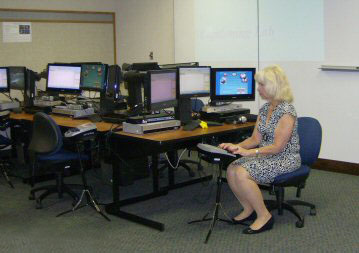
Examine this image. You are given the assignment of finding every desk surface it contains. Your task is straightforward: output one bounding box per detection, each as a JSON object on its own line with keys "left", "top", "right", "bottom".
{"left": 10, "top": 112, "right": 255, "bottom": 139}
{"left": 10, "top": 112, "right": 120, "bottom": 132}
{"left": 116, "top": 122, "right": 255, "bottom": 142}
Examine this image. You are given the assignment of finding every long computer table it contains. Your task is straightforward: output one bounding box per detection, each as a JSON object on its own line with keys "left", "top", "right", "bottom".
{"left": 106, "top": 122, "right": 255, "bottom": 231}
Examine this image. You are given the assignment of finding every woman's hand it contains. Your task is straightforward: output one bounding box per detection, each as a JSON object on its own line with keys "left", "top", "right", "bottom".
{"left": 218, "top": 143, "right": 239, "bottom": 153}
{"left": 232, "top": 146, "right": 251, "bottom": 157}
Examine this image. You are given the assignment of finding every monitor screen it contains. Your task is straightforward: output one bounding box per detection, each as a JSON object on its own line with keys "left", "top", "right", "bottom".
{"left": 8, "top": 66, "right": 26, "bottom": 90}
{"left": 144, "top": 70, "right": 178, "bottom": 111}
{"left": 211, "top": 68, "right": 256, "bottom": 102}
{"left": 178, "top": 66, "right": 211, "bottom": 97}
{"left": 0, "top": 67, "right": 10, "bottom": 92}
{"left": 80, "top": 63, "right": 107, "bottom": 91}
{"left": 46, "top": 64, "right": 82, "bottom": 94}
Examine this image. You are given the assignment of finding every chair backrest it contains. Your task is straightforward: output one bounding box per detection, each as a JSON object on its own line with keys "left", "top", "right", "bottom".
{"left": 191, "top": 99, "right": 205, "bottom": 113}
{"left": 297, "top": 117, "right": 322, "bottom": 166}
{"left": 28, "top": 112, "right": 63, "bottom": 155}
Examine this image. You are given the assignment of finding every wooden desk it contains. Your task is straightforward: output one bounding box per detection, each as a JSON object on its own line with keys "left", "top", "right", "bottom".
{"left": 10, "top": 112, "right": 121, "bottom": 132}
{"left": 105, "top": 122, "right": 255, "bottom": 231}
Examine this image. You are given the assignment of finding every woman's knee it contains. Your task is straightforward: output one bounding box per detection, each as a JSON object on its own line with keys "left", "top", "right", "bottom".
{"left": 227, "top": 166, "right": 248, "bottom": 180}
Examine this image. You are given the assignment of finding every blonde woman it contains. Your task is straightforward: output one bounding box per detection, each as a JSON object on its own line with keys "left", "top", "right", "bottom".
{"left": 219, "top": 65, "right": 301, "bottom": 234}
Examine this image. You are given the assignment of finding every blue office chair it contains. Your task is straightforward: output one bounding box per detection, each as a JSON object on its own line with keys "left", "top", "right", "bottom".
{"left": 28, "top": 112, "right": 88, "bottom": 209}
{"left": 0, "top": 111, "right": 14, "bottom": 188}
{"left": 191, "top": 98, "right": 204, "bottom": 114}
{"left": 264, "top": 117, "right": 322, "bottom": 228}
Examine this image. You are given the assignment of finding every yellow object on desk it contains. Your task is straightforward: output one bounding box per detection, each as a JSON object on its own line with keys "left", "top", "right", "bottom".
{"left": 200, "top": 121, "right": 208, "bottom": 129}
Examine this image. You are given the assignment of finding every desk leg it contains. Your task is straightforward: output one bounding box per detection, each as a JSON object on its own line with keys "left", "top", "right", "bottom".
{"left": 151, "top": 155, "right": 160, "bottom": 193}
{"left": 105, "top": 158, "right": 165, "bottom": 231}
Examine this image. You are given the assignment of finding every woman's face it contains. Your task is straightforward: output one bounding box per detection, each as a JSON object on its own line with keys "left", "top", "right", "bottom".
{"left": 257, "top": 82, "right": 270, "bottom": 100}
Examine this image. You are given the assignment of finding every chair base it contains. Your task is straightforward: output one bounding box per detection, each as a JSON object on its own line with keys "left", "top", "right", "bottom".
{"left": 264, "top": 199, "right": 316, "bottom": 228}
{"left": 159, "top": 160, "right": 197, "bottom": 178}
{"left": 29, "top": 184, "right": 81, "bottom": 209}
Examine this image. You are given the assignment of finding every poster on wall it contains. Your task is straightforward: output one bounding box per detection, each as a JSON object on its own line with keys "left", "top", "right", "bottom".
{"left": 2, "top": 22, "right": 32, "bottom": 43}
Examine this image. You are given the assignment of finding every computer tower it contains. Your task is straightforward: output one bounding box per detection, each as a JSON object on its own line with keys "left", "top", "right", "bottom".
{"left": 100, "top": 65, "right": 122, "bottom": 114}
{"left": 23, "top": 70, "right": 37, "bottom": 108}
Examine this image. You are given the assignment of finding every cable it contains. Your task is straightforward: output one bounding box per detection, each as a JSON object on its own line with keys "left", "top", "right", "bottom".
{"left": 164, "top": 148, "right": 188, "bottom": 169}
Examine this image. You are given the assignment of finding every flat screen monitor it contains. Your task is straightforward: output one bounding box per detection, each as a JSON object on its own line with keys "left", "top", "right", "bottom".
{"left": 80, "top": 63, "right": 107, "bottom": 91}
{"left": 178, "top": 66, "right": 211, "bottom": 98}
{"left": 211, "top": 68, "right": 256, "bottom": 103}
{"left": 144, "top": 69, "right": 178, "bottom": 112}
{"left": 46, "top": 63, "right": 82, "bottom": 94}
{"left": 0, "top": 67, "right": 10, "bottom": 92}
{"left": 8, "top": 66, "right": 26, "bottom": 90}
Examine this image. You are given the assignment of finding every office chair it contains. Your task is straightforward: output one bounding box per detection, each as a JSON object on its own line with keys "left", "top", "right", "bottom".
{"left": 28, "top": 112, "right": 88, "bottom": 209}
{"left": 0, "top": 111, "right": 14, "bottom": 188}
{"left": 263, "top": 117, "right": 322, "bottom": 228}
{"left": 188, "top": 143, "right": 235, "bottom": 244}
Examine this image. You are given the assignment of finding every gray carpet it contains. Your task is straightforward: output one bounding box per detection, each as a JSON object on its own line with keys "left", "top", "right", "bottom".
{"left": 0, "top": 162, "right": 358, "bottom": 253}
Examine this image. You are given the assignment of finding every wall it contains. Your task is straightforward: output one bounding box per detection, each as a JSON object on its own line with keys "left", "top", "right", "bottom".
{"left": 117, "top": 0, "right": 174, "bottom": 66}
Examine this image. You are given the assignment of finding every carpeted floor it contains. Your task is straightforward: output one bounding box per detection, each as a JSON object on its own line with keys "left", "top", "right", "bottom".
{"left": 0, "top": 161, "right": 358, "bottom": 252}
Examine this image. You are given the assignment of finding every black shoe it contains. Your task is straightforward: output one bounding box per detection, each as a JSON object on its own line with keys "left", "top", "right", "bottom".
{"left": 231, "top": 211, "right": 257, "bottom": 225}
{"left": 242, "top": 216, "right": 274, "bottom": 234}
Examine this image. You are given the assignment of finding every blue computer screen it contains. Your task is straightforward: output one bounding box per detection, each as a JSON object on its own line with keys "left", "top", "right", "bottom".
{"left": 215, "top": 70, "right": 253, "bottom": 96}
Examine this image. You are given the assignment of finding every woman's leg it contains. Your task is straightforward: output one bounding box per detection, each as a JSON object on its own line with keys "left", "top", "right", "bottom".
{"left": 226, "top": 164, "right": 254, "bottom": 220}
{"left": 229, "top": 165, "right": 272, "bottom": 229}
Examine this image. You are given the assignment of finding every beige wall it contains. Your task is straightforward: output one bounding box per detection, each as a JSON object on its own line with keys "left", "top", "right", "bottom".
{"left": 0, "top": 0, "right": 175, "bottom": 66}
{"left": 117, "top": 0, "right": 174, "bottom": 65}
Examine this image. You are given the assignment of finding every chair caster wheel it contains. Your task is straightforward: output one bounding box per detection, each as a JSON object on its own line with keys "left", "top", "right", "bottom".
{"left": 29, "top": 194, "right": 35, "bottom": 200}
{"left": 35, "top": 199, "right": 43, "bottom": 209}
{"left": 310, "top": 208, "right": 316, "bottom": 216}
{"left": 295, "top": 219, "right": 304, "bottom": 228}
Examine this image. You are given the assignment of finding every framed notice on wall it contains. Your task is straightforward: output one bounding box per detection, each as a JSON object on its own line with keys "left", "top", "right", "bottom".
{"left": 2, "top": 22, "right": 32, "bottom": 43}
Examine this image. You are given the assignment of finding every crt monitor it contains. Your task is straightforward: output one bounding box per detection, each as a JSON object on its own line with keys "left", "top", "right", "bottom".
{"left": 46, "top": 63, "right": 82, "bottom": 94}
{"left": 144, "top": 69, "right": 177, "bottom": 112}
{"left": 210, "top": 68, "right": 256, "bottom": 103}
{"left": 0, "top": 67, "right": 10, "bottom": 92}
{"left": 8, "top": 66, "right": 26, "bottom": 90}
{"left": 80, "top": 63, "right": 108, "bottom": 91}
{"left": 178, "top": 66, "right": 211, "bottom": 97}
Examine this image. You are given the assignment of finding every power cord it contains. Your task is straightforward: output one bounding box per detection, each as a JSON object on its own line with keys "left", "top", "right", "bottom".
{"left": 164, "top": 149, "right": 188, "bottom": 169}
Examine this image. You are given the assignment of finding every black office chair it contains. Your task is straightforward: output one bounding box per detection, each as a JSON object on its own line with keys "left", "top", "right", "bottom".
{"left": 0, "top": 111, "right": 14, "bottom": 188}
{"left": 28, "top": 112, "right": 88, "bottom": 209}
{"left": 263, "top": 117, "right": 322, "bottom": 227}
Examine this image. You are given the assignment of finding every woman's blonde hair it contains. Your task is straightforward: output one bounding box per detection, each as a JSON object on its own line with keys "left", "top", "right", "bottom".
{"left": 254, "top": 65, "right": 294, "bottom": 103}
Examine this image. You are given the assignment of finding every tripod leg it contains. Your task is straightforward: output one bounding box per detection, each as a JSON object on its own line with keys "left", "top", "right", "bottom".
{"left": 56, "top": 190, "right": 87, "bottom": 217}
{"left": 188, "top": 212, "right": 212, "bottom": 224}
{"left": 1, "top": 166, "right": 14, "bottom": 188}
{"left": 86, "top": 190, "right": 111, "bottom": 221}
